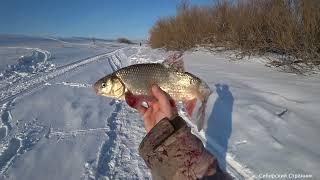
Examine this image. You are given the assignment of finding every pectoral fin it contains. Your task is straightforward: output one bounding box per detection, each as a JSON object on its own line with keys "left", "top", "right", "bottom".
{"left": 183, "top": 98, "right": 197, "bottom": 118}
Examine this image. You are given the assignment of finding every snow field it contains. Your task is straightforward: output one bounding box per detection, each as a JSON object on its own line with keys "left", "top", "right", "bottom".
{"left": 0, "top": 36, "right": 319, "bottom": 180}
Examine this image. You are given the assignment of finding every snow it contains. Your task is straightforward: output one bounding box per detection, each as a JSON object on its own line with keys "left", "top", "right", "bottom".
{"left": 0, "top": 35, "right": 319, "bottom": 179}
{"left": 183, "top": 51, "right": 320, "bottom": 179}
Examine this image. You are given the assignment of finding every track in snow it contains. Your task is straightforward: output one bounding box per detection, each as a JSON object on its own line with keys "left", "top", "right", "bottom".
{"left": 82, "top": 50, "right": 150, "bottom": 179}
{"left": 0, "top": 47, "right": 52, "bottom": 90}
{"left": 0, "top": 48, "right": 123, "bottom": 105}
{"left": 0, "top": 47, "right": 124, "bottom": 175}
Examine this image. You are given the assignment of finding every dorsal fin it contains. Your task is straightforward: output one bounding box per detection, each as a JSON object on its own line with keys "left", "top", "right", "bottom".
{"left": 162, "top": 52, "right": 184, "bottom": 72}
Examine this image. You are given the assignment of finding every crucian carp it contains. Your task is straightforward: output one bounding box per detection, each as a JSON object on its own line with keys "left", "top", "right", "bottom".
{"left": 94, "top": 53, "right": 212, "bottom": 131}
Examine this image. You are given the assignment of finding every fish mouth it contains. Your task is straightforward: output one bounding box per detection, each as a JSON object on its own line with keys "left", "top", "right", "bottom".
{"left": 93, "top": 83, "right": 101, "bottom": 95}
{"left": 95, "top": 89, "right": 102, "bottom": 95}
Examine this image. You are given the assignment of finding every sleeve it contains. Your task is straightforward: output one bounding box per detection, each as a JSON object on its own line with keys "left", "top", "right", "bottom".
{"left": 139, "top": 116, "right": 231, "bottom": 180}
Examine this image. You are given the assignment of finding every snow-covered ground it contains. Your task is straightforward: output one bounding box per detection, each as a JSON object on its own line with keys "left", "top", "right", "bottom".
{"left": 183, "top": 50, "right": 320, "bottom": 179}
{"left": 0, "top": 36, "right": 319, "bottom": 179}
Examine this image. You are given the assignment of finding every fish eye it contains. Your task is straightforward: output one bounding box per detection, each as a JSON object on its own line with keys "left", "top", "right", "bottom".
{"left": 101, "top": 83, "right": 106, "bottom": 88}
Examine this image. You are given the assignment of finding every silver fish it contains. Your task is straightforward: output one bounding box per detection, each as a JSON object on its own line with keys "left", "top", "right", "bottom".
{"left": 94, "top": 54, "right": 211, "bottom": 130}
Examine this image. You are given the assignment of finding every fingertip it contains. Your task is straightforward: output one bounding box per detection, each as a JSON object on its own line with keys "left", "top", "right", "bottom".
{"left": 152, "top": 84, "right": 160, "bottom": 93}
{"left": 152, "top": 85, "right": 165, "bottom": 98}
{"left": 152, "top": 85, "right": 171, "bottom": 107}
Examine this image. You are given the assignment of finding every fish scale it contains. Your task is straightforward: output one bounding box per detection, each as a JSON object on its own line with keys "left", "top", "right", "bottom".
{"left": 115, "top": 63, "right": 198, "bottom": 100}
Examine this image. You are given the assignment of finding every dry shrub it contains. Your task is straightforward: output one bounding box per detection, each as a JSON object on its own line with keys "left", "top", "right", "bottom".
{"left": 149, "top": 0, "right": 320, "bottom": 66}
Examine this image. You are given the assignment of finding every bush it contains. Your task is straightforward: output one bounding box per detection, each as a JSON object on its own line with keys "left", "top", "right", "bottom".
{"left": 149, "top": 0, "right": 320, "bottom": 65}
{"left": 117, "top": 38, "right": 133, "bottom": 44}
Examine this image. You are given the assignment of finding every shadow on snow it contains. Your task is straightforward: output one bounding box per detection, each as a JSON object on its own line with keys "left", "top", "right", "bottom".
{"left": 205, "top": 84, "right": 234, "bottom": 171}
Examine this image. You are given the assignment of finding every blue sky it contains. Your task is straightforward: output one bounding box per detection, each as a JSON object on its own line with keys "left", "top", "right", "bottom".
{"left": 0, "top": 0, "right": 213, "bottom": 39}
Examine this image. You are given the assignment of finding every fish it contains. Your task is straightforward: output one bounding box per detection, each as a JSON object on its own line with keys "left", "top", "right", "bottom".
{"left": 93, "top": 52, "right": 212, "bottom": 131}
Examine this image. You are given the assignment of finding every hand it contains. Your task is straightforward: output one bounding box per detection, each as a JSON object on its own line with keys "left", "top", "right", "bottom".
{"left": 125, "top": 85, "right": 178, "bottom": 133}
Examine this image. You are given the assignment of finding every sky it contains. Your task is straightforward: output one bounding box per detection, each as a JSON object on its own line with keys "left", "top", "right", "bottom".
{"left": 0, "top": 0, "right": 213, "bottom": 40}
